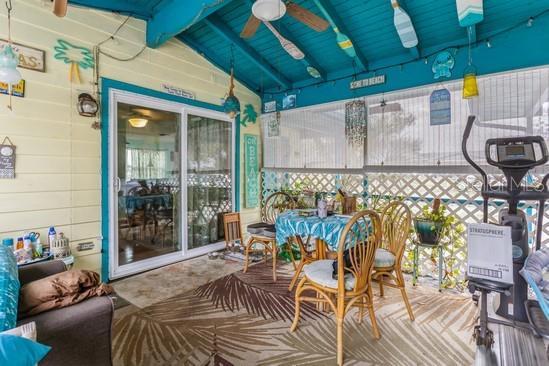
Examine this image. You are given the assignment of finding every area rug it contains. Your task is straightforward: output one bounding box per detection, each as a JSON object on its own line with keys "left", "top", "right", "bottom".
{"left": 112, "top": 263, "right": 476, "bottom": 366}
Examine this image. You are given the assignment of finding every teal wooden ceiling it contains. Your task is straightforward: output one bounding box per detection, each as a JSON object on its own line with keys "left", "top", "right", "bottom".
{"left": 70, "top": 0, "right": 549, "bottom": 95}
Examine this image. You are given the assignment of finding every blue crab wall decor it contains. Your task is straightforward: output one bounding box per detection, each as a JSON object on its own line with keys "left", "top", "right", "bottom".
{"left": 432, "top": 50, "right": 455, "bottom": 79}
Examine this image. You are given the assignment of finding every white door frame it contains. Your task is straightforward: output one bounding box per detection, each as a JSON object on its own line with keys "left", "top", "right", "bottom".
{"left": 108, "top": 88, "right": 235, "bottom": 280}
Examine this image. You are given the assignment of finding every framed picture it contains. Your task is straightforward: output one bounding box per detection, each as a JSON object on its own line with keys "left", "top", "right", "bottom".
{"left": 0, "top": 40, "right": 45, "bottom": 72}
{"left": 0, "top": 79, "right": 25, "bottom": 97}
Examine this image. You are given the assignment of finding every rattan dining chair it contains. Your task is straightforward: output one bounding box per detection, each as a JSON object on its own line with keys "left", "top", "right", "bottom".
{"left": 288, "top": 235, "right": 317, "bottom": 291}
{"left": 243, "top": 192, "right": 295, "bottom": 281}
{"left": 291, "top": 210, "right": 382, "bottom": 366}
{"left": 372, "top": 201, "right": 415, "bottom": 321}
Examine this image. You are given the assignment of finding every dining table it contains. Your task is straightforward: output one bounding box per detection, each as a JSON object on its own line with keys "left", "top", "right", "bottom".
{"left": 275, "top": 210, "right": 355, "bottom": 259}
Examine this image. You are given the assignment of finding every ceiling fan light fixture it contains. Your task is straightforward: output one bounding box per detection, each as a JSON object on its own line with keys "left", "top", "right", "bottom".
{"left": 128, "top": 118, "right": 148, "bottom": 128}
{"left": 252, "top": 0, "right": 286, "bottom": 21}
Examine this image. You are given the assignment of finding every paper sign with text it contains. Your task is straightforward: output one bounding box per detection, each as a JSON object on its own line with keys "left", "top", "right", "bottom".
{"left": 467, "top": 223, "right": 513, "bottom": 284}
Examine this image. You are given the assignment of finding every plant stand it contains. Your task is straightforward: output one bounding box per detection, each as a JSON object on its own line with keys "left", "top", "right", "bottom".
{"left": 412, "top": 242, "right": 444, "bottom": 292}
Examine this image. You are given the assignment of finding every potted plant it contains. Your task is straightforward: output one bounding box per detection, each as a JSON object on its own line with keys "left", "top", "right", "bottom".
{"left": 413, "top": 198, "right": 444, "bottom": 245}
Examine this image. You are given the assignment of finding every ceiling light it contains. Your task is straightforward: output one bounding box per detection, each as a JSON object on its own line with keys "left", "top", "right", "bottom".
{"left": 128, "top": 118, "right": 148, "bottom": 128}
{"left": 252, "top": 0, "right": 286, "bottom": 21}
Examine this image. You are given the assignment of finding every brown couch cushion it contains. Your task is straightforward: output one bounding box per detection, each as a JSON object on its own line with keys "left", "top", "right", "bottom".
{"left": 19, "top": 269, "right": 113, "bottom": 317}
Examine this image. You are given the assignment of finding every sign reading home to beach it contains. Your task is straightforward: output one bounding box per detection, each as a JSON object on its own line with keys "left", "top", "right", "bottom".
{"left": 430, "top": 89, "right": 451, "bottom": 125}
{"left": 0, "top": 40, "right": 45, "bottom": 72}
{"left": 244, "top": 134, "right": 259, "bottom": 208}
{"left": 350, "top": 75, "right": 386, "bottom": 90}
{"left": 161, "top": 84, "right": 195, "bottom": 100}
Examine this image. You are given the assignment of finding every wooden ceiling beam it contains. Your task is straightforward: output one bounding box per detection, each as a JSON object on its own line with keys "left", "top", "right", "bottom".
{"left": 203, "top": 14, "right": 292, "bottom": 89}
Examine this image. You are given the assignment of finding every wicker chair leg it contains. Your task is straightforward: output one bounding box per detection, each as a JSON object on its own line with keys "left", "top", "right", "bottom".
{"left": 290, "top": 277, "right": 307, "bottom": 332}
{"left": 243, "top": 237, "right": 254, "bottom": 273}
{"left": 272, "top": 243, "right": 277, "bottom": 281}
{"left": 288, "top": 261, "right": 305, "bottom": 291}
{"left": 367, "top": 288, "right": 381, "bottom": 339}
{"left": 379, "top": 276, "right": 385, "bottom": 297}
{"left": 336, "top": 316, "right": 344, "bottom": 366}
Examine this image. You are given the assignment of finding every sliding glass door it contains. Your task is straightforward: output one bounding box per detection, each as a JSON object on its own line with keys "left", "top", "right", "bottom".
{"left": 108, "top": 90, "right": 234, "bottom": 279}
{"left": 187, "top": 114, "right": 233, "bottom": 250}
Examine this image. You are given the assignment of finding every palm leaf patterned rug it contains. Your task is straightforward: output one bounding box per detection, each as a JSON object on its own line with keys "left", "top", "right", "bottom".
{"left": 113, "top": 263, "right": 476, "bottom": 365}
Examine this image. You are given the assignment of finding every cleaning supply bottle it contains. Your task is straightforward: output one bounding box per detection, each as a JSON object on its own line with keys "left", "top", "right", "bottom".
{"left": 48, "top": 227, "right": 57, "bottom": 247}
{"left": 16, "top": 237, "right": 24, "bottom": 250}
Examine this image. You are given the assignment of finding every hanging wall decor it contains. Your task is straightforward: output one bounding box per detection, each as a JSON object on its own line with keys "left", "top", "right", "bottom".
{"left": 462, "top": 29, "right": 479, "bottom": 99}
{"left": 53, "top": 39, "right": 94, "bottom": 83}
{"left": 430, "top": 89, "right": 451, "bottom": 125}
{"left": 264, "top": 112, "right": 280, "bottom": 137}
{"left": 0, "top": 137, "right": 16, "bottom": 179}
{"left": 432, "top": 50, "right": 455, "bottom": 79}
{"left": 223, "top": 67, "right": 240, "bottom": 118}
{"left": 0, "top": 79, "right": 24, "bottom": 97}
{"left": 0, "top": 40, "right": 45, "bottom": 72}
{"left": 350, "top": 74, "right": 386, "bottom": 90}
{"left": 244, "top": 134, "right": 260, "bottom": 208}
{"left": 345, "top": 100, "right": 367, "bottom": 147}
{"left": 77, "top": 93, "right": 98, "bottom": 117}
{"left": 240, "top": 104, "right": 258, "bottom": 127}
{"left": 264, "top": 100, "right": 276, "bottom": 113}
{"left": 282, "top": 94, "right": 296, "bottom": 109}
{"left": 456, "top": 0, "right": 484, "bottom": 27}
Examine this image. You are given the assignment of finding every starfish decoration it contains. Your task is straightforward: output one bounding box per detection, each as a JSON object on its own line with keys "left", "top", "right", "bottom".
{"left": 240, "top": 104, "right": 257, "bottom": 127}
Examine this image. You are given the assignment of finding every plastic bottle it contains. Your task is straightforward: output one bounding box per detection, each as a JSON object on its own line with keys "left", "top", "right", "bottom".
{"left": 48, "top": 227, "right": 57, "bottom": 247}
{"left": 23, "top": 235, "right": 32, "bottom": 250}
{"left": 16, "top": 237, "right": 24, "bottom": 250}
{"left": 2, "top": 238, "right": 14, "bottom": 251}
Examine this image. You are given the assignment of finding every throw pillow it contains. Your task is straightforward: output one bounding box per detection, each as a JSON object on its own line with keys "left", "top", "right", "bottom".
{"left": 0, "top": 334, "right": 50, "bottom": 366}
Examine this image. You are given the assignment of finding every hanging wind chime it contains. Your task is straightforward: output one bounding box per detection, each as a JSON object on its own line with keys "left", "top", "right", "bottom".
{"left": 223, "top": 48, "right": 241, "bottom": 118}
{"left": 0, "top": 0, "right": 22, "bottom": 111}
{"left": 345, "top": 100, "right": 367, "bottom": 147}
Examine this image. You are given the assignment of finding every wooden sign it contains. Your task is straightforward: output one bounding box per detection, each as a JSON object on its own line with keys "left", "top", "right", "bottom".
{"left": 0, "top": 79, "right": 25, "bottom": 97}
{"left": 244, "top": 134, "right": 260, "bottom": 208}
{"left": 350, "top": 75, "right": 386, "bottom": 90}
{"left": 430, "top": 89, "right": 451, "bottom": 125}
{"left": 0, "top": 137, "right": 16, "bottom": 179}
{"left": 0, "top": 40, "right": 45, "bottom": 72}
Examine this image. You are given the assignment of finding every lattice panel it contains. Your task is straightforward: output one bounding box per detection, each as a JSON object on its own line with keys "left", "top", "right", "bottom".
{"left": 262, "top": 170, "right": 365, "bottom": 206}
{"left": 262, "top": 169, "right": 549, "bottom": 287}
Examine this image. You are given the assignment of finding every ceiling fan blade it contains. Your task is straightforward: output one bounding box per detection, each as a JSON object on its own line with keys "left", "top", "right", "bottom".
{"left": 53, "top": 0, "right": 68, "bottom": 17}
{"left": 240, "top": 14, "right": 261, "bottom": 38}
{"left": 286, "top": 2, "right": 329, "bottom": 32}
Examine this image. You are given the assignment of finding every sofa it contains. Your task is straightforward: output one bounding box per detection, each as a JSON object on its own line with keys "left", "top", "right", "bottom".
{"left": 16, "top": 260, "right": 114, "bottom": 366}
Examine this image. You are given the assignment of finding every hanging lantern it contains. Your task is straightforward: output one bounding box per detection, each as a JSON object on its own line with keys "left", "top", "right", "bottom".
{"left": 128, "top": 117, "right": 148, "bottom": 128}
{"left": 0, "top": 45, "right": 21, "bottom": 85}
{"left": 77, "top": 93, "right": 99, "bottom": 117}
{"left": 462, "top": 65, "right": 479, "bottom": 99}
{"left": 223, "top": 68, "right": 240, "bottom": 119}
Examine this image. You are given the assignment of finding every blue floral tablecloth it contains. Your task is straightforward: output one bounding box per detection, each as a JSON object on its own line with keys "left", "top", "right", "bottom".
{"left": 275, "top": 211, "right": 354, "bottom": 251}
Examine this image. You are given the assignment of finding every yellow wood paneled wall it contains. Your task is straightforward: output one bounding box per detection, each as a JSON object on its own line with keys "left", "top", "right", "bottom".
{"left": 0, "top": 0, "right": 262, "bottom": 273}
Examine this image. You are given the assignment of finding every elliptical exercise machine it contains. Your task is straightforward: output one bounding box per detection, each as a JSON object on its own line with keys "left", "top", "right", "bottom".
{"left": 462, "top": 115, "right": 549, "bottom": 348}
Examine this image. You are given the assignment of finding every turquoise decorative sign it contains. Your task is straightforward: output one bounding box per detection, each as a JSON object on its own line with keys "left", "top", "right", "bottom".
{"left": 54, "top": 39, "right": 94, "bottom": 83}
{"left": 430, "top": 89, "right": 451, "bottom": 125}
{"left": 240, "top": 104, "right": 257, "bottom": 127}
{"left": 244, "top": 134, "right": 260, "bottom": 208}
{"left": 432, "top": 50, "right": 455, "bottom": 79}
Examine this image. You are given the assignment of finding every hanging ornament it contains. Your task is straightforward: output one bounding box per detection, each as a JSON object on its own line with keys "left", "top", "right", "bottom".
{"left": 345, "top": 100, "right": 367, "bottom": 147}
{"left": 462, "top": 27, "right": 479, "bottom": 99}
{"left": 223, "top": 67, "right": 240, "bottom": 119}
{"left": 53, "top": 39, "right": 94, "bottom": 83}
{"left": 432, "top": 50, "right": 455, "bottom": 79}
{"left": 456, "top": 0, "right": 484, "bottom": 28}
{"left": 0, "top": 0, "right": 22, "bottom": 110}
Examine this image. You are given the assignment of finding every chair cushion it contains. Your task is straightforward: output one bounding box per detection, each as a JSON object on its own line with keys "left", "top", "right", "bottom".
{"left": 375, "top": 248, "right": 396, "bottom": 268}
{"left": 0, "top": 246, "right": 19, "bottom": 331}
{"left": 247, "top": 222, "right": 271, "bottom": 234}
{"left": 303, "top": 260, "right": 355, "bottom": 291}
{"left": 262, "top": 226, "right": 276, "bottom": 238}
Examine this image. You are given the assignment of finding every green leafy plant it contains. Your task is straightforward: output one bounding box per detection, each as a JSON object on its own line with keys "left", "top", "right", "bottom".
{"left": 410, "top": 203, "right": 466, "bottom": 290}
